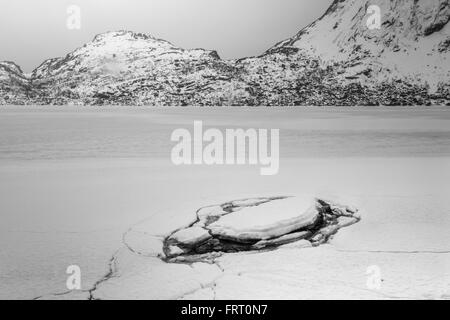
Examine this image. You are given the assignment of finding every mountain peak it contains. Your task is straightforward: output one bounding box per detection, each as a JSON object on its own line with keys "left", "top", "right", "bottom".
{"left": 91, "top": 30, "right": 171, "bottom": 45}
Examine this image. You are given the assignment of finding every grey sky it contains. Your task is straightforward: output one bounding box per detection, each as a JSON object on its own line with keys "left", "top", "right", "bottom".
{"left": 0, "top": 0, "right": 332, "bottom": 72}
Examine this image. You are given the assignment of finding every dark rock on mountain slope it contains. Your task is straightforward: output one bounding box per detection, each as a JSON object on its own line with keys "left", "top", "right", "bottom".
{"left": 1, "top": 0, "right": 449, "bottom": 106}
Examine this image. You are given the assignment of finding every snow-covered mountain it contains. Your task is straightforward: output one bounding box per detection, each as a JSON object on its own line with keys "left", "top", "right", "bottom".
{"left": 261, "top": 0, "right": 450, "bottom": 105}
{"left": 30, "top": 31, "right": 248, "bottom": 106}
{"left": 1, "top": 0, "right": 449, "bottom": 106}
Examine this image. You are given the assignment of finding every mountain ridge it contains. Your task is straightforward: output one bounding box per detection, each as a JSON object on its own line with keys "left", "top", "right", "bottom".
{"left": 1, "top": 0, "right": 449, "bottom": 106}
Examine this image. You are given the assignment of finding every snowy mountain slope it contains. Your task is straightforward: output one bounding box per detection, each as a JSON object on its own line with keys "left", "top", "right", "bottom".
{"left": 268, "top": 0, "right": 450, "bottom": 93}
{"left": 1, "top": 0, "right": 449, "bottom": 106}
{"left": 241, "top": 0, "right": 450, "bottom": 105}
{"left": 0, "top": 62, "right": 36, "bottom": 105}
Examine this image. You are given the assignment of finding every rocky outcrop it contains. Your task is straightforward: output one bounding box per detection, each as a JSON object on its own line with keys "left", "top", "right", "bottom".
{"left": 1, "top": 0, "right": 449, "bottom": 106}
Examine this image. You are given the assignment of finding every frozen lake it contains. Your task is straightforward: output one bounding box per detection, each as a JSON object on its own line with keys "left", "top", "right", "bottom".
{"left": 0, "top": 106, "right": 449, "bottom": 299}
{"left": 1, "top": 106, "right": 450, "bottom": 160}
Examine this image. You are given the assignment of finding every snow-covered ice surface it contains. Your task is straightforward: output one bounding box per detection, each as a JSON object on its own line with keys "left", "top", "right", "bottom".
{"left": 0, "top": 106, "right": 449, "bottom": 299}
{"left": 89, "top": 192, "right": 449, "bottom": 300}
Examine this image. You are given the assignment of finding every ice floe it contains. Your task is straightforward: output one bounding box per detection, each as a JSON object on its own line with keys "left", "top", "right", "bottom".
{"left": 163, "top": 196, "right": 360, "bottom": 260}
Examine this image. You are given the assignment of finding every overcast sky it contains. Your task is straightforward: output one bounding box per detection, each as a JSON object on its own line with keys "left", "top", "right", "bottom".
{"left": 0, "top": 0, "right": 332, "bottom": 72}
